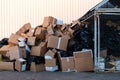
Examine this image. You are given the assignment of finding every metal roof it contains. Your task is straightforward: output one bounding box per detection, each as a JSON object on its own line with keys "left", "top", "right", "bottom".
{"left": 79, "top": 0, "right": 120, "bottom": 21}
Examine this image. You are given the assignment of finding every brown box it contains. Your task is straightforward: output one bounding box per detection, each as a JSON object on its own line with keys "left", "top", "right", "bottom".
{"left": 42, "top": 16, "right": 57, "bottom": 28}
{"left": 22, "top": 23, "right": 31, "bottom": 32}
{"left": 0, "top": 45, "right": 11, "bottom": 55}
{"left": 47, "top": 36, "right": 69, "bottom": 51}
{"left": 27, "top": 28, "right": 35, "bottom": 37}
{"left": 45, "top": 59, "right": 56, "bottom": 67}
{"left": 58, "top": 54, "right": 75, "bottom": 72}
{"left": 0, "top": 62, "right": 14, "bottom": 71}
{"left": 27, "top": 37, "right": 36, "bottom": 46}
{"left": 61, "top": 24, "right": 66, "bottom": 31}
{"left": 34, "top": 27, "right": 42, "bottom": 36}
{"left": 31, "top": 42, "right": 48, "bottom": 56}
{"left": 15, "top": 58, "right": 26, "bottom": 72}
{"left": 7, "top": 46, "right": 26, "bottom": 60}
{"left": 47, "top": 25, "right": 54, "bottom": 35}
{"left": 16, "top": 28, "right": 26, "bottom": 35}
{"left": 30, "top": 62, "right": 45, "bottom": 72}
{"left": 8, "top": 46, "right": 20, "bottom": 60}
{"left": 45, "top": 50, "right": 55, "bottom": 59}
{"left": 73, "top": 50, "right": 94, "bottom": 72}
{"left": 34, "top": 27, "right": 46, "bottom": 40}
{"left": 8, "top": 33, "right": 19, "bottom": 44}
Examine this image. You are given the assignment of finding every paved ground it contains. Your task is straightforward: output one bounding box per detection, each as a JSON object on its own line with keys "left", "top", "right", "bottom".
{"left": 0, "top": 71, "right": 119, "bottom": 80}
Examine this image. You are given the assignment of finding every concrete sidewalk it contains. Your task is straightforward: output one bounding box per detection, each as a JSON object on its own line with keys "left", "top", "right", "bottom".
{"left": 0, "top": 71, "right": 119, "bottom": 80}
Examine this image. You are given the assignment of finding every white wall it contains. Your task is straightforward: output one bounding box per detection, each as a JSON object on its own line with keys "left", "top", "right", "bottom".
{"left": 0, "top": 0, "right": 102, "bottom": 39}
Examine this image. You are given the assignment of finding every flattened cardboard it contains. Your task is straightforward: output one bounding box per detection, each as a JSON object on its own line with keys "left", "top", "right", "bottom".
{"left": 30, "top": 62, "right": 45, "bottom": 72}
{"left": 27, "top": 37, "right": 36, "bottom": 46}
{"left": 45, "top": 59, "right": 56, "bottom": 67}
{"left": 0, "top": 62, "right": 14, "bottom": 71}
{"left": 15, "top": 58, "right": 26, "bottom": 72}
{"left": 8, "top": 33, "right": 19, "bottom": 44}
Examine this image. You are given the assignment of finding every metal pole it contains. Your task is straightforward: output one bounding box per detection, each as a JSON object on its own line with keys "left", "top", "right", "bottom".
{"left": 97, "top": 15, "right": 100, "bottom": 71}
{"left": 94, "top": 13, "right": 98, "bottom": 72}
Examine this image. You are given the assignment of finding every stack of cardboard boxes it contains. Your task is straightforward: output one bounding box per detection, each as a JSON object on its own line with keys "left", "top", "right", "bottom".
{"left": 0, "top": 16, "right": 95, "bottom": 72}
{"left": 45, "top": 49, "right": 58, "bottom": 71}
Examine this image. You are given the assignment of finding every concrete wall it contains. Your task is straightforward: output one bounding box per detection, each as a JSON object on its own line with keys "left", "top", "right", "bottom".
{"left": 0, "top": 0, "right": 102, "bottom": 39}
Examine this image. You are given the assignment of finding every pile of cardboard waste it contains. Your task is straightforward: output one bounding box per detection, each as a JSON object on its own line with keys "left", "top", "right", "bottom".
{"left": 0, "top": 16, "right": 94, "bottom": 72}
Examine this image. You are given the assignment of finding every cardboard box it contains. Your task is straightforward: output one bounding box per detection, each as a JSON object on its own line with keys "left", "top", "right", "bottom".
{"left": 47, "top": 36, "right": 69, "bottom": 51}
{"left": 16, "top": 28, "right": 26, "bottom": 35}
{"left": 27, "top": 28, "right": 35, "bottom": 37}
{"left": 27, "top": 37, "right": 36, "bottom": 46}
{"left": 42, "top": 16, "right": 57, "bottom": 28}
{"left": 45, "top": 66, "right": 58, "bottom": 72}
{"left": 30, "top": 62, "right": 45, "bottom": 72}
{"left": 55, "top": 30, "right": 64, "bottom": 37}
{"left": 34, "top": 27, "right": 46, "bottom": 40}
{"left": 47, "top": 25, "right": 54, "bottom": 35}
{"left": 34, "top": 27, "right": 42, "bottom": 36}
{"left": 22, "top": 23, "right": 31, "bottom": 32}
{"left": 8, "top": 33, "right": 19, "bottom": 44}
{"left": 0, "top": 45, "right": 11, "bottom": 55}
{"left": 61, "top": 24, "right": 66, "bottom": 31}
{"left": 7, "top": 46, "right": 20, "bottom": 60}
{"left": 45, "top": 59, "right": 56, "bottom": 67}
{"left": 31, "top": 42, "right": 48, "bottom": 56}
{"left": 45, "top": 50, "right": 55, "bottom": 59}
{"left": 7, "top": 46, "right": 26, "bottom": 60}
{"left": 15, "top": 58, "right": 26, "bottom": 72}
{"left": 58, "top": 54, "right": 75, "bottom": 72}
{"left": 0, "top": 62, "right": 14, "bottom": 71}
{"left": 73, "top": 50, "right": 94, "bottom": 72}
